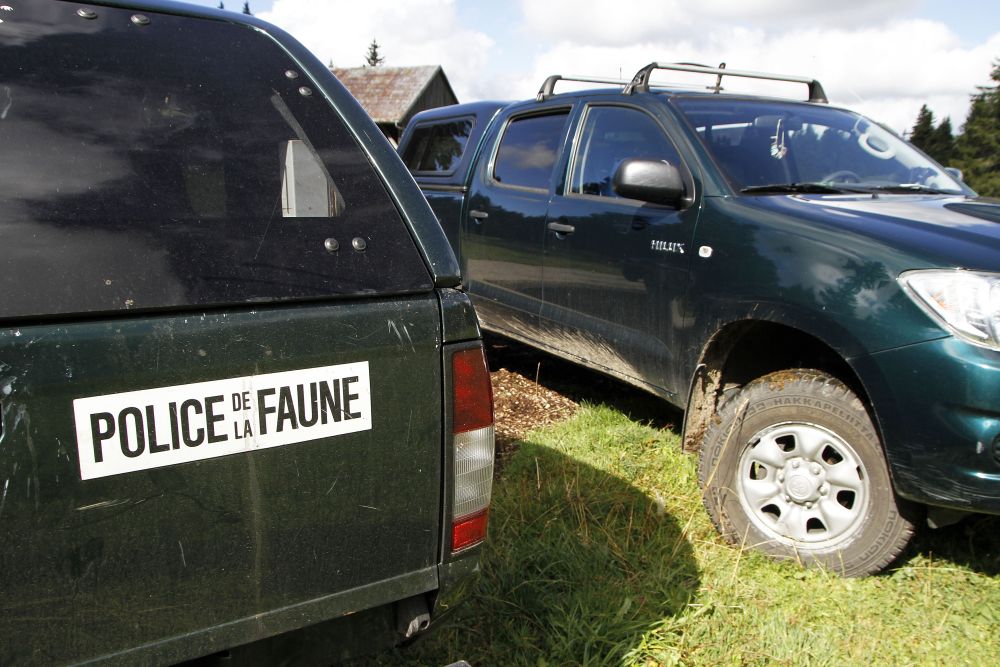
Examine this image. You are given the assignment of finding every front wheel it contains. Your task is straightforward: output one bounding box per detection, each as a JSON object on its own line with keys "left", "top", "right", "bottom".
{"left": 698, "top": 369, "right": 916, "bottom": 576}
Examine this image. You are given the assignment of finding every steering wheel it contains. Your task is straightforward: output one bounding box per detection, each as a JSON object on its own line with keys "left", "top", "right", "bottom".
{"left": 822, "top": 170, "right": 862, "bottom": 184}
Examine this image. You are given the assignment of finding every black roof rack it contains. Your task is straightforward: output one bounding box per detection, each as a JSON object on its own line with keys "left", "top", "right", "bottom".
{"left": 623, "top": 62, "right": 828, "bottom": 103}
{"left": 536, "top": 75, "right": 631, "bottom": 102}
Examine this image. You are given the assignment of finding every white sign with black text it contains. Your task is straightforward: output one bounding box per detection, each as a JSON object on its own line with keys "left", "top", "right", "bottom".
{"left": 73, "top": 362, "right": 371, "bottom": 480}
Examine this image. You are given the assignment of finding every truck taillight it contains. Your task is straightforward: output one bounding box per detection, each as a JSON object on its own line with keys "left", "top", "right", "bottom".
{"left": 450, "top": 346, "right": 495, "bottom": 554}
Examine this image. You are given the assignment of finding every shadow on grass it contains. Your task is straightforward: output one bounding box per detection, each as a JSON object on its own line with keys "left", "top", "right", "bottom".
{"left": 398, "top": 437, "right": 700, "bottom": 666}
{"left": 903, "top": 513, "right": 1000, "bottom": 576}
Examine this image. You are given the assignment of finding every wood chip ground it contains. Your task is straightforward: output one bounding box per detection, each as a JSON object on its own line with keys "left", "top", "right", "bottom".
{"left": 491, "top": 366, "right": 578, "bottom": 452}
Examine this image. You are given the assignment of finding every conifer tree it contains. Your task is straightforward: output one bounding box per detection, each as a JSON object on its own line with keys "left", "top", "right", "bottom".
{"left": 365, "top": 39, "right": 385, "bottom": 67}
{"left": 955, "top": 61, "right": 1000, "bottom": 196}
{"left": 242, "top": 1, "right": 251, "bottom": 15}
{"left": 929, "top": 117, "right": 955, "bottom": 166}
{"left": 909, "top": 105, "right": 957, "bottom": 166}
{"left": 909, "top": 104, "right": 935, "bottom": 149}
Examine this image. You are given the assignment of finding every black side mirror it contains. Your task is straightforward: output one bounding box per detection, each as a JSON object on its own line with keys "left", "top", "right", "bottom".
{"left": 612, "top": 158, "right": 685, "bottom": 207}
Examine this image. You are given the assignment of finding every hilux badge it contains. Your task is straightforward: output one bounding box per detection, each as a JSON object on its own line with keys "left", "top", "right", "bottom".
{"left": 651, "top": 240, "right": 685, "bottom": 254}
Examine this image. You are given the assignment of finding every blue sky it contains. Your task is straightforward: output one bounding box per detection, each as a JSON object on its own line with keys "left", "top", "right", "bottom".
{"left": 916, "top": 0, "right": 999, "bottom": 45}
{"left": 187, "top": 0, "right": 1000, "bottom": 133}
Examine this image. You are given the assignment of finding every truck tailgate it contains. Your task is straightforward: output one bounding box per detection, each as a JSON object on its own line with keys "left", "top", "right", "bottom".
{"left": 0, "top": 294, "right": 443, "bottom": 664}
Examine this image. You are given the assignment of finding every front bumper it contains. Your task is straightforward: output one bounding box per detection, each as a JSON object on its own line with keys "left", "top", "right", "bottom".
{"left": 857, "top": 337, "right": 1000, "bottom": 514}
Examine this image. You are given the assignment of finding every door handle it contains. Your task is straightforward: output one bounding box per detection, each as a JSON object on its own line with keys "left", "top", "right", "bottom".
{"left": 547, "top": 221, "right": 576, "bottom": 235}
{"left": 469, "top": 210, "right": 489, "bottom": 222}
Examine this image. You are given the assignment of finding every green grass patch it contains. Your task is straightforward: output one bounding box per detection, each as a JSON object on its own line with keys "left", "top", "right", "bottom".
{"left": 387, "top": 404, "right": 1000, "bottom": 666}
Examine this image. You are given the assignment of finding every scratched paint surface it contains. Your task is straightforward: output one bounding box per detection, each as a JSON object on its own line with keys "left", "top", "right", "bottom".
{"left": 0, "top": 295, "right": 443, "bottom": 664}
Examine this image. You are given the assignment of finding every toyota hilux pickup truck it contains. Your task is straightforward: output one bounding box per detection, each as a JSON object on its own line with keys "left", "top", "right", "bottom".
{"left": 0, "top": 1, "right": 494, "bottom": 664}
{"left": 398, "top": 62, "right": 999, "bottom": 576}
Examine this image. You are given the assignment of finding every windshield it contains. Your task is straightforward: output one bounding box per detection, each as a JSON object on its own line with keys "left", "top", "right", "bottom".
{"left": 672, "top": 97, "right": 968, "bottom": 195}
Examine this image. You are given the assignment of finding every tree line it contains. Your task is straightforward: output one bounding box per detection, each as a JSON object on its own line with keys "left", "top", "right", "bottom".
{"left": 908, "top": 61, "right": 1000, "bottom": 197}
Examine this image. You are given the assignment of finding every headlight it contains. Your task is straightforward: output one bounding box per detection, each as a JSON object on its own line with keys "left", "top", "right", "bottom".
{"left": 899, "top": 270, "right": 1000, "bottom": 351}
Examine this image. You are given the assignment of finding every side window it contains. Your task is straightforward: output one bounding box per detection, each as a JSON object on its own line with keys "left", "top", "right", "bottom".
{"left": 401, "top": 118, "right": 474, "bottom": 174}
{"left": 0, "top": 4, "right": 430, "bottom": 319}
{"left": 281, "top": 140, "right": 346, "bottom": 217}
{"left": 492, "top": 112, "right": 570, "bottom": 191}
{"left": 569, "top": 106, "right": 683, "bottom": 198}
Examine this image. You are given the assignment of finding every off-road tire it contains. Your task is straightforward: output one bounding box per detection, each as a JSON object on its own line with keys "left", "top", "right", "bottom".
{"left": 698, "top": 369, "right": 916, "bottom": 576}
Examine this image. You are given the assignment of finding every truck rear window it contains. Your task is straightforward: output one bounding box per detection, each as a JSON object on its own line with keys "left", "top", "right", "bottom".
{"left": 0, "top": 4, "right": 432, "bottom": 320}
{"left": 401, "top": 118, "right": 474, "bottom": 174}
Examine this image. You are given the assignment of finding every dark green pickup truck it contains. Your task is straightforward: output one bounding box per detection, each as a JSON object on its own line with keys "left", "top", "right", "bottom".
{"left": 0, "top": 1, "right": 493, "bottom": 663}
{"left": 399, "top": 63, "right": 1000, "bottom": 576}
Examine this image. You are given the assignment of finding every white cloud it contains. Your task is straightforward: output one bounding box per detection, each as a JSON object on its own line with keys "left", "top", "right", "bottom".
{"left": 258, "top": 0, "right": 493, "bottom": 101}
{"left": 508, "top": 4, "right": 1000, "bottom": 134}
{"left": 255, "top": 0, "right": 1000, "bottom": 136}
{"left": 520, "top": 0, "right": 915, "bottom": 44}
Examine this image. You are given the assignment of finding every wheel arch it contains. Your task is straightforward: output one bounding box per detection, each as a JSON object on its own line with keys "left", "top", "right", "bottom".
{"left": 681, "top": 319, "right": 870, "bottom": 452}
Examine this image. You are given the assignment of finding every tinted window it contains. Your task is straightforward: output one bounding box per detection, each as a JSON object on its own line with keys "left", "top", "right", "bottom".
{"left": 493, "top": 112, "right": 569, "bottom": 190}
{"left": 569, "top": 106, "right": 682, "bottom": 198}
{"left": 401, "top": 118, "right": 473, "bottom": 173}
{"left": 0, "top": 4, "right": 431, "bottom": 320}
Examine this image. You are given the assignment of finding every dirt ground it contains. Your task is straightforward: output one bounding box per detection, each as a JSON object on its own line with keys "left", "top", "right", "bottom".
{"left": 484, "top": 335, "right": 681, "bottom": 472}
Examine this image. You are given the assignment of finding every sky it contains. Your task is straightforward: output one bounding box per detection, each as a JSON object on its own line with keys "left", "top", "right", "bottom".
{"left": 193, "top": 0, "right": 1000, "bottom": 135}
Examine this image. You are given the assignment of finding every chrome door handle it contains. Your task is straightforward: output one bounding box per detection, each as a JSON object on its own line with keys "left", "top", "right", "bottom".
{"left": 547, "top": 221, "right": 575, "bottom": 234}
{"left": 469, "top": 210, "right": 489, "bottom": 221}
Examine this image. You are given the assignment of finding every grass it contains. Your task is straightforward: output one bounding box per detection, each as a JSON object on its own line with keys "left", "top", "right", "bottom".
{"left": 379, "top": 403, "right": 1000, "bottom": 666}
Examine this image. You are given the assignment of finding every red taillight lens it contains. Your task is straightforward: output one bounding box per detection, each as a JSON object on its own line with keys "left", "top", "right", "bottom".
{"left": 450, "top": 345, "right": 494, "bottom": 555}
{"left": 452, "top": 509, "right": 489, "bottom": 553}
{"left": 452, "top": 347, "right": 493, "bottom": 434}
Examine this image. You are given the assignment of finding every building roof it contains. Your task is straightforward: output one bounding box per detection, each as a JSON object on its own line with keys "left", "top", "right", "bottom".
{"left": 330, "top": 65, "right": 456, "bottom": 126}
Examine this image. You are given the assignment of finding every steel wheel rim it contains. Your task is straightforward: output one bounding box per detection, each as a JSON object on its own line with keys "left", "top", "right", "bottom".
{"left": 736, "top": 421, "right": 869, "bottom": 548}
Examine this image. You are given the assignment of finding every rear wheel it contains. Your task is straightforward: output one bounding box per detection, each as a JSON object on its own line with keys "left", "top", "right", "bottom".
{"left": 698, "top": 369, "right": 915, "bottom": 576}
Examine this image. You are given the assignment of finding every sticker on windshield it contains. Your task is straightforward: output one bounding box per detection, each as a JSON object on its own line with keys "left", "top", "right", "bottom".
{"left": 73, "top": 362, "right": 372, "bottom": 480}
{"left": 770, "top": 119, "right": 787, "bottom": 160}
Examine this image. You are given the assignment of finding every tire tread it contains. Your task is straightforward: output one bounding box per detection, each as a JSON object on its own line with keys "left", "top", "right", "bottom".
{"left": 697, "top": 368, "right": 915, "bottom": 576}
